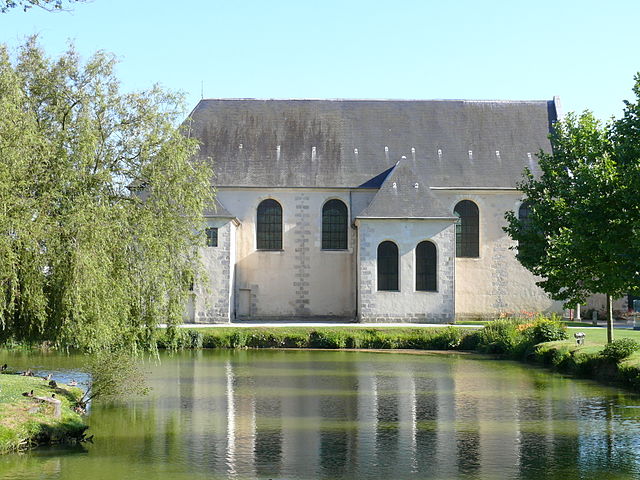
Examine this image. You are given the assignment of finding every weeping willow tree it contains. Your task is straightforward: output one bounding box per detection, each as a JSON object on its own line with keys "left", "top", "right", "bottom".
{"left": 0, "top": 38, "right": 212, "bottom": 351}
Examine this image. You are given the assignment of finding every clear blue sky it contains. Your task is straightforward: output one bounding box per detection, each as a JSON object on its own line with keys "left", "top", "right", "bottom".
{"left": 2, "top": 0, "right": 639, "bottom": 121}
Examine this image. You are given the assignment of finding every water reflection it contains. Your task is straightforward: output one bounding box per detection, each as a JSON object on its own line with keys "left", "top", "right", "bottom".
{"left": 2, "top": 350, "right": 640, "bottom": 480}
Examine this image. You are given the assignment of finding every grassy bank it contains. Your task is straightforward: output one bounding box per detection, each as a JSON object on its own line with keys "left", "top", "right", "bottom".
{"left": 158, "top": 326, "right": 479, "bottom": 350}
{"left": 531, "top": 340, "right": 640, "bottom": 390}
{"left": 158, "top": 320, "right": 640, "bottom": 392}
{"left": 0, "top": 374, "right": 87, "bottom": 453}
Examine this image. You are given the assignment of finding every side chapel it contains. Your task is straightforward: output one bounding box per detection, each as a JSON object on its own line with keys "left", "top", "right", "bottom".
{"left": 185, "top": 98, "right": 568, "bottom": 323}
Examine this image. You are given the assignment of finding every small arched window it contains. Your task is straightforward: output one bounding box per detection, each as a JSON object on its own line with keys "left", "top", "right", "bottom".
{"left": 377, "top": 241, "right": 399, "bottom": 291}
{"left": 416, "top": 241, "right": 437, "bottom": 292}
{"left": 322, "top": 199, "right": 348, "bottom": 250}
{"left": 256, "top": 199, "right": 282, "bottom": 250}
{"left": 454, "top": 200, "right": 479, "bottom": 258}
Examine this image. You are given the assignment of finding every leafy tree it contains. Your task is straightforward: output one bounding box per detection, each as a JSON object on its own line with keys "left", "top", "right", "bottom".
{"left": 1, "top": 0, "right": 82, "bottom": 12}
{"left": 504, "top": 107, "right": 637, "bottom": 343}
{"left": 77, "top": 351, "right": 149, "bottom": 408}
{"left": 0, "top": 38, "right": 213, "bottom": 351}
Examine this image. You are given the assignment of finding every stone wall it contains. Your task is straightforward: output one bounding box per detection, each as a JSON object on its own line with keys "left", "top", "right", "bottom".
{"left": 217, "top": 188, "right": 376, "bottom": 320}
{"left": 191, "top": 219, "right": 235, "bottom": 323}
{"left": 436, "top": 191, "right": 565, "bottom": 319}
{"left": 357, "top": 219, "right": 456, "bottom": 323}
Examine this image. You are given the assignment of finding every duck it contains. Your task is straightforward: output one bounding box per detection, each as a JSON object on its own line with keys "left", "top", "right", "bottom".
{"left": 68, "top": 379, "right": 78, "bottom": 387}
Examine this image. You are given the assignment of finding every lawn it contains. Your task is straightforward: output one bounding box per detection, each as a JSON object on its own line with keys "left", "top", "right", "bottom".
{"left": 566, "top": 326, "right": 640, "bottom": 345}
{"left": 0, "top": 374, "right": 85, "bottom": 453}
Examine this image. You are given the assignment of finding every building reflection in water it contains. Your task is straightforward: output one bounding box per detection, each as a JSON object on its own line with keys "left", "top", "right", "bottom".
{"left": 122, "top": 350, "right": 640, "bottom": 480}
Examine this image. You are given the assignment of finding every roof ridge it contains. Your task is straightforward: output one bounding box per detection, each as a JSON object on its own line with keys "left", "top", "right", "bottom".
{"left": 198, "top": 98, "right": 553, "bottom": 104}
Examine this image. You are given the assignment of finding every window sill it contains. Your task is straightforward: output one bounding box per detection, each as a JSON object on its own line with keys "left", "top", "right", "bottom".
{"left": 256, "top": 249, "right": 285, "bottom": 252}
{"left": 377, "top": 290, "right": 400, "bottom": 293}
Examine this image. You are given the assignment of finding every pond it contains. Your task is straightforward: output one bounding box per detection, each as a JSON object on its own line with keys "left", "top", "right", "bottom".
{"left": 1, "top": 349, "right": 640, "bottom": 480}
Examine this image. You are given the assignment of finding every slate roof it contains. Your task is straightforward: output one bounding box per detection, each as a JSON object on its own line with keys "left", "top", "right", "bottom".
{"left": 358, "top": 159, "right": 454, "bottom": 219}
{"left": 187, "top": 99, "right": 558, "bottom": 189}
{"left": 203, "top": 197, "right": 233, "bottom": 218}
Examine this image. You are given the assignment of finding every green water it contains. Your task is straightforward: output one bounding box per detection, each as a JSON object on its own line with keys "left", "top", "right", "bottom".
{"left": 1, "top": 349, "right": 640, "bottom": 480}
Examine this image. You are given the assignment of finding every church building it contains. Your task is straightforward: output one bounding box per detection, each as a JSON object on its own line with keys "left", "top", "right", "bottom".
{"left": 185, "top": 98, "right": 566, "bottom": 323}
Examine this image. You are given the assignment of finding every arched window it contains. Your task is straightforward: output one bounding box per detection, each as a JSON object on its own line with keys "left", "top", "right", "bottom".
{"left": 377, "top": 241, "right": 399, "bottom": 291}
{"left": 518, "top": 201, "right": 532, "bottom": 249}
{"left": 519, "top": 201, "right": 532, "bottom": 229}
{"left": 416, "top": 241, "right": 437, "bottom": 291}
{"left": 256, "top": 199, "right": 282, "bottom": 250}
{"left": 454, "top": 200, "right": 479, "bottom": 258}
{"left": 322, "top": 199, "right": 348, "bottom": 250}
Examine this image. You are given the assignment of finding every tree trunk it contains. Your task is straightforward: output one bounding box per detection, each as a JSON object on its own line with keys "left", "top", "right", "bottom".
{"left": 33, "top": 396, "right": 62, "bottom": 418}
{"left": 606, "top": 294, "right": 613, "bottom": 344}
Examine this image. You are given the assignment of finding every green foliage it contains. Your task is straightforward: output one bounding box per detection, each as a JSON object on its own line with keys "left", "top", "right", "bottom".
{"left": 600, "top": 338, "right": 640, "bottom": 363}
{"left": 156, "top": 326, "right": 475, "bottom": 352}
{"left": 0, "top": 38, "right": 213, "bottom": 352}
{"left": 505, "top": 74, "right": 640, "bottom": 341}
{"left": 157, "top": 328, "right": 204, "bottom": 350}
{"left": 79, "top": 351, "right": 149, "bottom": 405}
{"left": 422, "top": 326, "right": 463, "bottom": 350}
{"left": 525, "top": 317, "right": 568, "bottom": 344}
{"left": 151, "top": 322, "right": 570, "bottom": 361}
{"left": 307, "top": 330, "right": 346, "bottom": 348}
{"left": 1, "top": 0, "right": 82, "bottom": 13}
{"left": 469, "top": 316, "right": 568, "bottom": 358}
{"left": 475, "top": 319, "right": 523, "bottom": 354}
{"left": 504, "top": 111, "right": 622, "bottom": 306}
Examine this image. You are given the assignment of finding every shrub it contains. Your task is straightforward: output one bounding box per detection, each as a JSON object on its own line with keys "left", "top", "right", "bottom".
{"left": 157, "top": 327, "right": 203, "bottom": 350}
{"left": 527, "top": 317, "right": 568, "bottom": 344}
{"left": 475, "top": 319, "right": 523, "bottom": 354}
{"left": 228, "top": 330, "right": 250, "bottom": 348}
{"left": 184, "top": 330, "right": 204, "bottom": 349}
{"left": 618, "top": 364, "right": 640, "bottom": 389}
{"left": 460, "top": 330, "right": 481, "bottom": 350}
{"left": 430, "top": 327, "right": 463, "bottom": 350}
{"left": 308, "top": 331, "right": 344, "bottom": 349}
{"left": 357, "top": 330, "right": 396, "bottom": 349}
{"left": 600, "top": 338, "right": 640, "bottom": 363}
{"left": 281, "top": 334, "right": 307, "bottom": 348}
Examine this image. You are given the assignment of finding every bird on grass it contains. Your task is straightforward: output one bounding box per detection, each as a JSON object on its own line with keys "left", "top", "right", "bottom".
{"left": 1, "top": 364, "right": 7, "bottom": 371}
{"left": 22, "top": 390, "right": 33, "bottom": 397}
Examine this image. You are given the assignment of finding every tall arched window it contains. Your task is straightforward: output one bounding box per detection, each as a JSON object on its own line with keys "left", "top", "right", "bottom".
{"left": 256, "top": 199, "right": 282, "bottom": 250}
{"left": 322, "top": 199, "right": 348, "bottom": 250}
{"left": 377, "top": 241, "right": 399, "bottom": 291}
{"left": 518, "top": 201, "right": 532, "bottom": 249}
{"left": 519, "top": 201, "right": 532, "bottom": 229}
{"left": 454, "top": 200, "right": 479, "bottom": 258}
{"left": 416, "top": 241, "right": 437, "bottom": 291}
